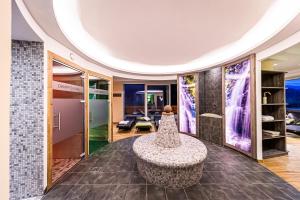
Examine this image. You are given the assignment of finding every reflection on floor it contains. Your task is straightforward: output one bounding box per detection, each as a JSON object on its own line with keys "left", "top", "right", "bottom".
{"left": 261, "top": 132, "right": 300, "bottom": 191}
{"left": 89, "top": 124, "right": 109, "bottom": 154}
{"left": 53, "top": 133, "right": 83, "bottom": 158}
{"left": 44, "top": 137, "right": 300, "bottom": 200}
{"left": 89, "top": 140, "right": 108, "bottom": 154}
{"left": 90, "top": 124, "right": 108, "bottom": 141}
{"left": 112, "top": 123, "right": 155, "bottom": 141}
{"left": 52, "top": 159, "right": 80, "bottom": 183}
{"left": 53, "top": 134, "right": 83, "bottom": 183}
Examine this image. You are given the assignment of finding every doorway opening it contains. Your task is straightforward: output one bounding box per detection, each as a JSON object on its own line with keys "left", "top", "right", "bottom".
{"left": 260, "top": 43, "right": 300, "bottom": 190}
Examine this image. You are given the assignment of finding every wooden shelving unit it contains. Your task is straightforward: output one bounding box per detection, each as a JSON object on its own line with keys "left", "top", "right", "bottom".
{"left": 261, "top": 70, "right": 288, "bottom": 159}
{"left": 262, "top": 120, "right": 285, "bottom": 123}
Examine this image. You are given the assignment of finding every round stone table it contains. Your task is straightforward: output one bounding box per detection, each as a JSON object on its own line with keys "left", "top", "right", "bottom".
{"left": 133, "top": 133, "right": 207, "bottom": 188}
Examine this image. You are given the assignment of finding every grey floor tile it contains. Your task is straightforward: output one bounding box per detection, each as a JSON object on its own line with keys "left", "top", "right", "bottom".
{"left": 147, "top": 185, "right": 166, "bottom": 200}
{"left": 83, "top": 185, "right": 112, "bottom": 200}
{"left": 115, "top": 172, "right": 132, "bottom": 184}
{"left": 77, "top": 172, "right": 103, "bottom": 184}
{"left": 211, "top": 184, "right": 251, "bottom": 200}
{"left": 238, "top": 184, "right": 272, "bottom": 200}
{"left": 58, "top": 172, "right": 84, "bottom": 185}
{"left": 124, "top": 185, "right": 146, "bottom": 200}
{"left": 64, "top": 185, "right": 90, "bottom": 200}
{"left": 42, "top": 185, "right": 73, "bottom": 200}
{"left": 166, "top": 188, "right": 188, "bottom": 200}
{"left": 258, "top": 183, "right": 300, "bottom": 200}
{"left": 42, "top": 137, "right": 299, "bottom": 200}
{"left": 130, "top": 172, "right": 146, "bottom": 185}
{"left": 95, "top": 172, "right": 118, "bottom": 184}
{"left": 110, "top": 185, "right": 128, "bottom": 200}
{"left": 185, "top": 188, "right": 210, "bottom": 200}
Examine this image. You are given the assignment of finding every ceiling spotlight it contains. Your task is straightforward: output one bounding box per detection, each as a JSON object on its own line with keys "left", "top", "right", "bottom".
{"left": 69, "top": 52, "right": 75, "bottom": 61}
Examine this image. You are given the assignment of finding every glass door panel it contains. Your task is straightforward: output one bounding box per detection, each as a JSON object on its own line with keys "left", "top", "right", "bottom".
{"left": 124, "top": 84, "right": 145, "bottom": 117}
{"left": 147, "top": 85, "right": 169, "bottom": 119}
{"left": 52, "top": 60, "right": 85, "bottom": 183}
{"left": 89, "top": 76, "right": 109, "bottom": 154}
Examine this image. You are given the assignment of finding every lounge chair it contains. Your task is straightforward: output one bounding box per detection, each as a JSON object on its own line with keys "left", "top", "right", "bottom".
{"left": 117, "top": 116, "right": 136, "bottom": 130}
{"left": 135, "top": 117, "right": 152, "bottom": 132}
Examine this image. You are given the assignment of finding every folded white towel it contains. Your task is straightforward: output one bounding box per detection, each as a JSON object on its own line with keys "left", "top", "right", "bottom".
{"left": 143, "top": 117, "right": 151, "bottom": 121}
{"left": 263, "top": 130, "right": 280, "bottom": 136}
{"left": 262, "top": 115, "right": 274, "bottom": 122}
{"left": 119, "top": 120, "right": 129, "bottom": 125}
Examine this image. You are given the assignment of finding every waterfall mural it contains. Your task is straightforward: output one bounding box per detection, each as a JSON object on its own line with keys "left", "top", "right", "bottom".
{"left": 225, "top": 60, "right": 251, "bottom": 153}
{"left": 179, "top": 75, "right": 197, "bottom": 135}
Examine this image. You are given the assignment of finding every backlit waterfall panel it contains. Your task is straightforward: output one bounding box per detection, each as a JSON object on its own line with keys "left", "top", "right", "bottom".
{"left": 179, "top": 75, "right": 196, "bottom": 135}
{"left": 225, "top": 60, "right": 251, "bottom": 153}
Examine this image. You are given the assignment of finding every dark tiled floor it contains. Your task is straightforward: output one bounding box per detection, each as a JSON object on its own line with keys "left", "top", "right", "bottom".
{"left": 43, "top": 137, "right": 300, "bottom": 200}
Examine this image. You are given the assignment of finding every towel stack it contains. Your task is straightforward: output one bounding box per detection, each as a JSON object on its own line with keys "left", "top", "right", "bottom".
{"left": 262, "top": 115, "right": 274, "bottom": 122}
{"left": 263, "top": 130, "right": 280, "bottom": 137}
{"left": 119, "top": 120, "right": 129, "bottom": 125}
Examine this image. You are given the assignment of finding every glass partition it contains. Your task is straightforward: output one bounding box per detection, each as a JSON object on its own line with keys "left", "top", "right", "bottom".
{"left": 89, "top": 77, "right": 109, "bottom": 154}
{"left": 286, "top": 78, "right": 300, "bottom": 111}
{"left": 124, "top": 84, "right": 145, "bottom": 117}
{"left": 52, "top": 60, "right": 84, "bottom": 183}
{"left": 147, "top": 85, "right": 169, "bottom": 119}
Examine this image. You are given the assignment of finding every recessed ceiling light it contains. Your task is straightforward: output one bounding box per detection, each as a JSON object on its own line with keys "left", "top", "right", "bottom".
{"left": 273, "top": 63, "right": 278, "bottom": 66}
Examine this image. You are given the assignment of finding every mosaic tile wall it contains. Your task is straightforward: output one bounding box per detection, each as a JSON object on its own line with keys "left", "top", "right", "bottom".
{"left": 198, "top": 67, "right": 223, "bottom": 145}
{"left": 10, "top": 40, "right": 44, "bottom": 200}
{"left": 199, "top": 67, "right": 222, "bottom": 115}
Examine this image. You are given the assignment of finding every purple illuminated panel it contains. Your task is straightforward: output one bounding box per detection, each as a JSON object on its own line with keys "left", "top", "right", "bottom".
{"left": 179, "top": 75, "right": 196, "bottom": 135}
{"left": 225, "top": 60, "right": 251, "bottom": 153}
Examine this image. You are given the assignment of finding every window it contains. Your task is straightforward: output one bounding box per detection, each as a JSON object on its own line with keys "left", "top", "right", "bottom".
{"left": 147, "top": 85, "right": 169, "bottom": 118}
{"left": 124, "top": 84, "right": 145, "bottom": 117}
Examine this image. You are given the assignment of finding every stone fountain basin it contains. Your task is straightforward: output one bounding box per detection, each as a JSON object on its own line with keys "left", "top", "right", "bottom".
{"left": 133, "top": 133, "right": 207, "bottom": 188}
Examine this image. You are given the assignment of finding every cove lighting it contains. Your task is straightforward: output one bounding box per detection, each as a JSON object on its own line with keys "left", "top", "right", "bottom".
{"left": 53, "top": 0, "right": 300, "bottom": 75}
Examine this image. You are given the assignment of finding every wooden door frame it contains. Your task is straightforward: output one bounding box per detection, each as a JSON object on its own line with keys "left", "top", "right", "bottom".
{"left": 47, "top": 51, "right": 113, "bottom": 190}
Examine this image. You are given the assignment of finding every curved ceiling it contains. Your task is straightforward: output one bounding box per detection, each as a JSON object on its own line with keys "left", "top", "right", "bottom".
{"left": 20, "top": 0, "right": 300, "bottom": 76}
{"left": 78, "top": 0, "right": 272, "bottom": 66}
{"left": 52, "top": 0, "right": 300, "bottom": 74}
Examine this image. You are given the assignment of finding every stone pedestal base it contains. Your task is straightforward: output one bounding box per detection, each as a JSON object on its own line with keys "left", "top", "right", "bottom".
{"left": 133, "top": 133, "right": 207, "bottom": 188}
{"left": 136, "top": 156, "right": 204, "bottom": 188}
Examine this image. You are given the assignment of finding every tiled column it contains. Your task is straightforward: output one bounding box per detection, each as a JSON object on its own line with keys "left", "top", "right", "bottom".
{"left": 0, "top": 1, "right": 11, "bottom": 199}
{"left": 10, "top": 40, "right": 44, "bottom": 200}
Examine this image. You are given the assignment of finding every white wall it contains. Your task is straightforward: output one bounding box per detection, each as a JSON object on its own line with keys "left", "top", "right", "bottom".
{"left": 0, "top": 0, "right": 11, "bottom": 199}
